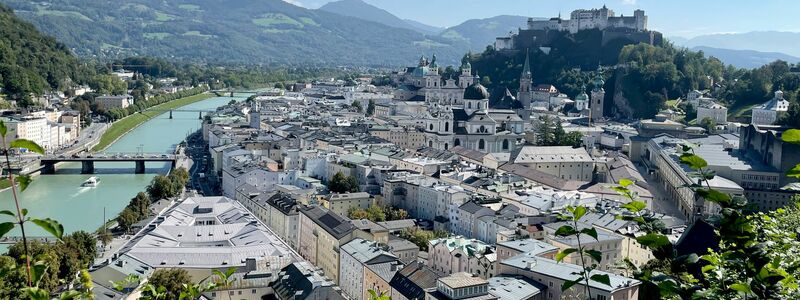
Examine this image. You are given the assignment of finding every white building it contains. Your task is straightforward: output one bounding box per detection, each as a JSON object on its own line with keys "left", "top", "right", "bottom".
{"left": 509, "top": 146, "right": 594, "bottom": 181}
{"left": 751, "top": 91, "right": 789, "bottom": 125}
{"left": 96, "top": 95, "right": 133, "bottom": 109}
{"left": 696, "top": 102, "right": 728, "bottom": 124}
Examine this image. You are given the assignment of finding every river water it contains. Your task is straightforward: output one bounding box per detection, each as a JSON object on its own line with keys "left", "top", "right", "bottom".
{"left": 0, "top": 94, "right": 247, "bottom": 241}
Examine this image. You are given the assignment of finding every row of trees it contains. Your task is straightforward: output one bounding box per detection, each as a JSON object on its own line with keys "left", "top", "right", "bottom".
{"left": 398, "top": 227, "right": 449, "bottom": 251}
{"left": 104, "top": 86, "right": 208, "bottom": 121}
{"left": 533, "top": 115, "right": 583, "bottom": 147}
{"left": 347, "top": 205, "right": 409, "bottom": 222}
{"left": 327, "top": 172, "right": 359, "bottom": 193}
{"left": 116, "top": 168, "right": 189, "bottom": 233}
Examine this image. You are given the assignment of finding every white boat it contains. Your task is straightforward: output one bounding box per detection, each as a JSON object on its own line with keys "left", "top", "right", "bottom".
{"left": 82, "top": 176, "right": 99, "bottom": 187}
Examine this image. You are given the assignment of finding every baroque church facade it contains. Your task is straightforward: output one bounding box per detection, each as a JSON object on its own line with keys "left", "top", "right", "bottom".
{"left": 422, "top": 80, "right": 525, "bottom": 154}
{"left": 392, "top": 55, "right": 475, "bottom": 104}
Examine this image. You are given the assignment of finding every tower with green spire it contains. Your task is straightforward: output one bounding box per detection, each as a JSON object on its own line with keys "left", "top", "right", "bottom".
{"left": 590, "top": 68, "right": 605, "bottom": 122}
{"left": 517, "top": 49, "right": 533, "bottom": 112}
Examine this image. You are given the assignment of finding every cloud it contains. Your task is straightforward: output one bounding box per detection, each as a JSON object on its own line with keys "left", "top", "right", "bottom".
{"left": 621, "top": 0, "right": 637, "bottom": 5}
{"left": 283, "top": 0, "right": 304, "bottom": 7}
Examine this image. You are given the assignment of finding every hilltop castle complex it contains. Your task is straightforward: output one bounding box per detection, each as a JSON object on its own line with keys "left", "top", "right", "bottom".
{"left": 496, "top": 6, "right": 658, "bottom": 51}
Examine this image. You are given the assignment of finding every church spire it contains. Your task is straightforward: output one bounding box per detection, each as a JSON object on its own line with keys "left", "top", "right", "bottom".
{"left": 521, "top": 49, "right": 532, "bottom": 79}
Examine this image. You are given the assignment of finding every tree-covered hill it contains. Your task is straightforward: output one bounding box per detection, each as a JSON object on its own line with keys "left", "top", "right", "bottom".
{"left": 468, "top": 29, "right": 800, "bottom": 120}
{"left": 0, "top": 3, "right": 89, "bottom": 101}
{"left": 0, "top": 0, "right": 469, "bottom": 66}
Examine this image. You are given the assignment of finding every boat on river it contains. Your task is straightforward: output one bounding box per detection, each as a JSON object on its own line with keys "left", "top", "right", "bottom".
{"left": 81, "top": 176, "right": 99, "bottom": 187}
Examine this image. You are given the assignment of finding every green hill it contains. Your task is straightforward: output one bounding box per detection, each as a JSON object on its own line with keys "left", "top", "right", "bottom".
{"left": 0, "top": 3, "right": 87, "bottom": 101}
{"left": 1, "top": 0, "right": 469, "bottom": 66}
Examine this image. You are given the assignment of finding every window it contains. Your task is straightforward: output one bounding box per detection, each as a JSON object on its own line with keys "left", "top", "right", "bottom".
{"left": 502, "top": 139, "right": 509, "bottom": 150}
{"left": 454, "top": 139, "right": 461, "bottom": 146}
{"left": 478, "top": 139, "right": 485, "bottom": 150}
{"left": 445, "top": 122, "right": 449, "bottom": 131}
{"left": 597, "top": 295, "right": 608, "bottom": 300}
{"left": 429, "top": 124, "right": 434, "bottom": 131}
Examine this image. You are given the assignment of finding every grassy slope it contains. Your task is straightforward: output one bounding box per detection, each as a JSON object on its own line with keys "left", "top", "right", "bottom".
{"left": 92, "top": 92, "right": 214, "bottom": 151}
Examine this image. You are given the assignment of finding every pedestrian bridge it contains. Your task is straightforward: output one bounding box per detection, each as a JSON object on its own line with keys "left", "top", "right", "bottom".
{"left": 40, "top": 153, "right": 181, "bottom": 174}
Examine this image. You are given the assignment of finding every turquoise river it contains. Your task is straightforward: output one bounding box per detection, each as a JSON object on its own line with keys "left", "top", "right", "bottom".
{"left": 0, "top": 94, "right": 248, "bottom": 241}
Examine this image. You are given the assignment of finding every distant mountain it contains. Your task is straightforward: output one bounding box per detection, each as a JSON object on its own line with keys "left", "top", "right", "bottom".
{"left": 403, "top": 18, "right": 443, "bottom": 35}
{"left": 318, "top": 0, "right": 432, "bottom": 34}
{"left": 1, "top": 0, "right": 468, "bottom": 66}
{"left": 692, "top": 46, "right": 800, "bottom": 69}
{"left": 679, "top": 31, "right": 800, "bottom": 58}
{"left": 439, "top": 15, "right": 532, "bottom": 51}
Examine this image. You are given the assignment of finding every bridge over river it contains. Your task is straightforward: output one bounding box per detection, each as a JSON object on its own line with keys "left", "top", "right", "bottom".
{"left": 40, "top": 153, "right": 181, "bottom": 174}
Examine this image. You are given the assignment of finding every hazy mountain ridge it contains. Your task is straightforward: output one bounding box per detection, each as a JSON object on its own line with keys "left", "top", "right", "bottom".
{"left": 676, "top": 31, "right": 800, "bottom": 57}
{"left": 0, "top": 0, "right": 468, "bottom": 65}
{"left": 692, "top": 46, "right": 800, "bottom": 68}
{"left": 440, "top": 15, "right": 532, "bottom": 51}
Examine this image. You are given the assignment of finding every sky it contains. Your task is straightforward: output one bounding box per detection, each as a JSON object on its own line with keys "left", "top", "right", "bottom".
{"left": 287, "top": 0, "right": 800, "bottom": 38}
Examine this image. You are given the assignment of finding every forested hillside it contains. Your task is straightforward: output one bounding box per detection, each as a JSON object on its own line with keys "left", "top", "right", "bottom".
{"left": 1, "top": 0, "right": 468, "bottom": 66}
{"left": 0, "top": 4, "right": 89, "bottom": 103}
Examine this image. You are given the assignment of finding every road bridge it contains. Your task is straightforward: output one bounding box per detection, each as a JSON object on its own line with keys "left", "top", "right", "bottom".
{"left": 40, "top": 153, "right": 181, "bottom": 174}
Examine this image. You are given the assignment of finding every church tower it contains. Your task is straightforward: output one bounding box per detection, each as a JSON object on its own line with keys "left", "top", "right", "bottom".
{"left": 575, "top": 85, "right": 588, "bottom": 111}
{"left": 459, "top": 58, "right": 474, "bottom": 89}
{"left": 517, "top": 50, "right": 533, "bottom": 111}
{"left": 590, "top": 70, "right": 605, "bottom": 123}
{"left": 249, "top": 98, "right": 261, "bottom": 129}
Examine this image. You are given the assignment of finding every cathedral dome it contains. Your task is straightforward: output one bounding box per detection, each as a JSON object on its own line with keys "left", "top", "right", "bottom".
{"left": 463, "top": 82, "right": 490, "bottom": 100}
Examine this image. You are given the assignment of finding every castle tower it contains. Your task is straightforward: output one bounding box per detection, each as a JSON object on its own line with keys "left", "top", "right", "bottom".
{"left": 517, "top": 50, "right": 533, "bottom": 111}
{"left": 590, "top": 70, "right": 605, "bottom": 123}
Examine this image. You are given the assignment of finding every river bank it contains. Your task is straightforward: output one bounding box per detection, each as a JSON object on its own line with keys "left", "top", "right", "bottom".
{"left": 92, "top": 92, "right": 215, "bottom": 152}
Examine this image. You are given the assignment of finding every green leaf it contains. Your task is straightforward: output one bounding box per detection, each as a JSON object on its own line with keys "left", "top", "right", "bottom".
{"left": 572, "top": 206, "right": 587, "bottom": 220}
{"left": 618, "top": 178, "right": 634, "bottom": 187}
{"left": 696, "top": 189, "right": 731, "bottom": 205}
{"left": 581, "top": 227, "right": 599, "bottom": 241}
{"left": 729, "top": 283, "right": 752, "bottom": 294}
{"left": 681, "top": 142, "right": 698, "bottom": 151}
{"left": 10, "top": 139, "right": 45, "bottom": 155}
{"left": 0, "top": 222, "right": 15, "bottom": 238}
{"left": 31, "top": 261, "right": 48, "bottom": 286}
{"left": 22, "top": 287, "right": 50, "bottom": 300}
{"left": 679, "top": 153, "right": 707, "bottom": 170}
{"left": 0, "top": 210, "right": 14, "bottom": 217}
{"left": 554, "top": 225, "right": 577, "bottom": 237}
{"left": 585, "top": 249, "right": 602, "bottom": 263}
{"left": 782, "top": 129, "right": 800, "bottom": 145}
{"left": 20, "top": 208, "right": 27, "bottom": 217}
{"left": 621, "top": 201, "right": 647, "bottom": 212}
{"left": 30, "top": 218, "right": 64, "bottom": 240}
{"left": 636, "top": 233, "right": 671, "bottom": 249}
{"left": 787, "top": 164, "right": 800, "bottom": 178}
{"left": 555, "top": 248, "right": 578, "bottom": 262}
{"left": 590, "top": 274, "right": 611, "bottom": 286}
{"left": 561, "top": 278, "right": 581, "bottom": 292}
{"left": 16, "top": 175, "right": 32, "bottom": 192}
{"left": 0, "top": 121, "right": 6, "bottom": 138}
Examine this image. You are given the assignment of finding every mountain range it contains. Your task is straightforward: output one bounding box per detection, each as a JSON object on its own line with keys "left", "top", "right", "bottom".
{"left": 0, "top": 0, "right": 468, "bottom": 66}
{"left": 670, "top": 31, "right": 800, "bottom": 67}
{"left": 690, "top": 46, "right": 800, "bottom": 69}
{"left": 318, "top": 0, "right": 530, "bottom": 51}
